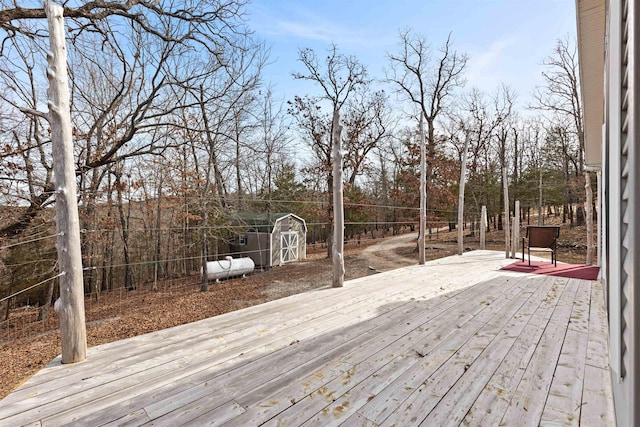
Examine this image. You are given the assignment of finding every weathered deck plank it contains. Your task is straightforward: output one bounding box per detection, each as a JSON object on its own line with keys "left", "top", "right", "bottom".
{"left": 381, "top": 276, "right": 552, "bottom": 426}
{"left": 0, "top": 251, "right": 614, "bottom": 427}
{"left": 233, "top": 274, "right": 521, "bottom": 426}
{"left": 462, "top": 276, "right": 583, "bottom": 427}
{"left": 498, "top": 278, "right": 581, "bottom": 426}
{"left": 420, "top": 275, "right": 558, "bottom": 427}
{"left": 539, "top": 280, "right": 592, "bottom": 426}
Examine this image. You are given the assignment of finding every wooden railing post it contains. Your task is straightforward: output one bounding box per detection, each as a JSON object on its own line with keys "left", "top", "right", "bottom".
{"left": 46, "top": 2, "right": 87, "bottom": 363}
{"left": 457, "top": 131, "right": 469, "bottom": 255}
{"left": 332, "top": 108, "right": 345, "bottom": 287}
{"left": 418, "top": 114, "right": 426, "bottom": 265}
{"left": 503, "top": 167, "right": 511, "bottom": 258}
{"left": 512, "top": 200, "right": 520, "bottom": 259}
{"left": 480, "top": 206, "right": 487, "bottom": 250}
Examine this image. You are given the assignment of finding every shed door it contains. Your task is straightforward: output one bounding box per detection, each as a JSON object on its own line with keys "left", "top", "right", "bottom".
{"left": 281, "top": 232, "right": 299, "bottom": 263}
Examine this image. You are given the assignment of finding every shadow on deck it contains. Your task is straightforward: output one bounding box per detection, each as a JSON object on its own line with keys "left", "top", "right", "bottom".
{"left": 0, "top": 251, "right": 615, "bottom": 426}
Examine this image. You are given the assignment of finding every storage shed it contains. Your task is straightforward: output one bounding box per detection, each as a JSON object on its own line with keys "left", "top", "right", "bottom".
{"left": 230, "top": 213, "right": 307, "bottom": 268}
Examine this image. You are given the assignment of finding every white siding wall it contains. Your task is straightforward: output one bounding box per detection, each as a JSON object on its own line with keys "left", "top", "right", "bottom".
{"left": 608, "top": 0, "right": 639, "bottom": 425}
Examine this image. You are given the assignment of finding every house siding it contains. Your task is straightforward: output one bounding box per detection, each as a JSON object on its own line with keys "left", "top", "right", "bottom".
{"left": 607, "top": 0, "right": 638, "bottom": 425}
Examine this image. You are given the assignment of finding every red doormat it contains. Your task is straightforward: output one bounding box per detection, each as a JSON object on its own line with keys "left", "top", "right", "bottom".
{"left": 501, "top": 260, "right": 600, "bottom": 281}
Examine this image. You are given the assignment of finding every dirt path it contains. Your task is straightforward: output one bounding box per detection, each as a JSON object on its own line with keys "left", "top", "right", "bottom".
{"left": 361, "top": 233, "right": 418, "bottom": 272}
{"left": 360, "top": 231, "right": 461, "bottom": 272}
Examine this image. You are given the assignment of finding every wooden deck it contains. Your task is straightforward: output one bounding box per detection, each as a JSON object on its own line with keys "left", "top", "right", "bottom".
{"left": 0, "top": 251, "right": 615, "bottom": 426}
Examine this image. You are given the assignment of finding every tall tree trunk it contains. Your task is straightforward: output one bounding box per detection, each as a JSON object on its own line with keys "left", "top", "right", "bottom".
{"left": 200, "top": 202, "right": 209, "bottom": 292}
{"left": 46, "top": 3, "right": 87, "bottom": 364}
{"left": 181, "top": 147, "right": 191, "bottom": 276}
{"left": 538, "top": 170, "right": 543, "bottom": 225}
{"left": 80, "top": 202, "right": 96, "bottom": 296}
{"left": 425, "top": 118, "right": 436, "bottom": 238}
{"left": 102, "top": 175, "right": 115, "bottom": 291}
{"left": 266, "top": 151, "right": 273, "bottom": 228}
{"left": 331, "top": 109, "right": 345, "bottom": 287}
{"left": 211, "top": 151, "right": 228, "bottom": 208}
{"left": 115, "top": 169, "right": 134, "bottom": 291}
{"left": 235, "top": 134, "right": 243, "bottom": 211}
{"left": 326, "top": 149, "right": 334, "bottom": 259}
{"left": 512, "top": 200, "right": 520, "bottom": 259}
{"left": 38, "top": 280, "right": 55, "bottom": 321}
{"left": 153, "top": 174, "right": 163, "bottom": 291}
{"left": 81, "top": 166, "right": 105, "bottom": 296}
{"left": 457, "top": 131, "right": 469, "bottom": 255}
{"left": 418, "top": 115, "right": 426, "bottom": 264}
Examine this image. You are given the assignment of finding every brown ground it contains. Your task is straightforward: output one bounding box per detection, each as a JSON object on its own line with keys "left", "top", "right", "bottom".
{"left": 0, "top": 222, "right": 591, "bottom": 399}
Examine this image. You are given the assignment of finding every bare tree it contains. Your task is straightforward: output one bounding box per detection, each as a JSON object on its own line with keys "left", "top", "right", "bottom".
{"left": 113, "top": 164, "right": 134, "bottom": 291}
{"left": 292, "top": 44, "right": 368, "bottom": 287}
{"left": 288, "top": 95, "right": 332, "bottom": 184}
{"left": 451, "top": 87, "right": 509, "bottom": 230}
{"left": 185, "top": 39, "right": 266, "bottom": 292}
{"left": 342, "top": 88, "right": 391, "bottom": 186}
{"left": 387, "top": 29, "right": 467, "bottom": 261}
{"left": 491, "top": 85, "right": 517, "bottom": 231}
{"left": 533, "top": 36, "right": 585, "bottom": 170}
{"left": 0, "top": 0, "right": 253, "bottom": 239}
{"left": 251, "top": 87, "right": 292, "bottom": 217}
{"left": 533, "top": 36, "right": 593, "bottom": 263}
{"left": 0, "top": 0, "right": 247, "bottom": 56}
{"left": 1, "top": 0, "right": 268, "bottom": 303}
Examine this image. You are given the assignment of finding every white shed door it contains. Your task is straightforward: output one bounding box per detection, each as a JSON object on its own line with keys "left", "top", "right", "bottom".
{"left": 281, "top": 232, "right": 299, "bottom": 263}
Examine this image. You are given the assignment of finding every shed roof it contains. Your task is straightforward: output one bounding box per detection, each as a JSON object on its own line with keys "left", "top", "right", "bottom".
{"left": 235, "top": 212, "right": 306, "bottom": 233}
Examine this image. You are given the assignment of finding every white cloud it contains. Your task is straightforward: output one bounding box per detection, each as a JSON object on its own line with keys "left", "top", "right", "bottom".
{"left": 250, "top": 2, "right": 383, "bottom": 49}
{"left": 466, "top": 37, "right": 518, "bottom": 89}
{"left": 270, "top": 18, "right": 381, "bottom": 49}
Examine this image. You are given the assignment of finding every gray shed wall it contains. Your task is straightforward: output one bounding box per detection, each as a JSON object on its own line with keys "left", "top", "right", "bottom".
{"left": 233, "top": 232, "right": 270, "bottom": 268}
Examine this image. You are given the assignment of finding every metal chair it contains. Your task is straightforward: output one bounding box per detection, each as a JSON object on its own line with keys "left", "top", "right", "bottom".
{"left": 522, "top": 225, "right": 560, "bottom": 266}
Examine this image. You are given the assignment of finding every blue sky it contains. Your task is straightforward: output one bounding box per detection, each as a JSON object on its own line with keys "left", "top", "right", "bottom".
{"left": 246, "top": 0, "right": 577, "bottom": 108}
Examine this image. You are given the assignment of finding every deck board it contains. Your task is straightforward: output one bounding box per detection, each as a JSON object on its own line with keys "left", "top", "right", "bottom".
{"left": 419, "top": 276, "right": 556, "bottom": 426}
{"left": 0, "top": 251, "right": 614, "bottom": 426}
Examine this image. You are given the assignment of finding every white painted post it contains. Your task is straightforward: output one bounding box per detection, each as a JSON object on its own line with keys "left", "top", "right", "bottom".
{"left": 503, "top": 167, "right": 511, "bottom": 258}
{"left": 480, "top": 205, "right": 487, "bottom": 250}
{"left": 418, "top": 114, "right": 426, "bottom": 265}
{"left": 457, "top": 131, "right": 469, "bottom": 255}
{"left": 331, "top": 108, "right": 345, "bottom": 287}
{"left": 46, "top": 2, "right": 87, "bottom": 363}
{"left": 512, "top": 200, "right": 520, "bottom": 259}
{"left": 585, "top": 171, "right": 594, "bottom": 265}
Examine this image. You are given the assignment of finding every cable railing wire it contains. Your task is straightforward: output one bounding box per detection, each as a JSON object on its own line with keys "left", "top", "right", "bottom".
{"left": 76, "top": 219, "right": 451, "bottom": 235}
{"left": 1, "top": 209, "right": 501, "bottom": 246}
{"left": 0, "top": 273, "right": 64, "bottom": 304}
{"left": 0, "top": 219, "right": 501, "bottom": 344}
{"left": 0, "top": 232, "right": 62, "bottom": 251}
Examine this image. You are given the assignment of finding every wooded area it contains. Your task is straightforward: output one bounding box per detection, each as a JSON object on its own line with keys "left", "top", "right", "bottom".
{"left": 0, "top": 2, "right": 595, "bottom": 318}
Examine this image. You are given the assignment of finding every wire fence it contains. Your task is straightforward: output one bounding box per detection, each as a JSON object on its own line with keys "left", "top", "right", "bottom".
{"left": 0, "top": 199, "right": 577, "bottom": 346}
{"left": 0, "top": 275, "right": 201, "bottom": 343}
{"left": 0, "top": 222, "right": 468, "bottom": 345}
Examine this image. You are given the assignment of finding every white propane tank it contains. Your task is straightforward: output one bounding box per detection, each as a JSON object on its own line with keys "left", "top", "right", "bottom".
{"left": 204, "top": 256, "right": 255, "bottom": 281}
